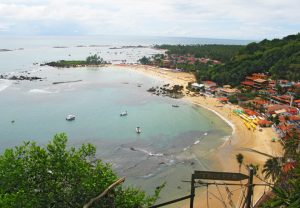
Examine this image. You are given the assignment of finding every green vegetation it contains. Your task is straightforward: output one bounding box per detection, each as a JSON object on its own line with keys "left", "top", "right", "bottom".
{"left": 236, "top": 153, "right": 244, "bottom": 172}
{"left": 235, "top": 133, "right": 300, "bottom": 207}
{"left": 86, "top": 54, "right": 105, "bottom": 65}
{"left": 196, "top": 33, "right": 300, "bottom": 85}
{"left": 0, "top": 133, "right": 162, "bottom": 208}
{"left": 44, "top": 54, "right": 107, "bottom": 68}
{"left": 155, "top": 44, "right": 243, "bottom": 62}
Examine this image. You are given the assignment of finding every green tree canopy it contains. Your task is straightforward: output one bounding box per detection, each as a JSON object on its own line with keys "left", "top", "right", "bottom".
{"left": 0, "top": 133, "right": 160, "bottom": 208}
{"left": 86, "top": 54, "right": 105, "bottom": 65}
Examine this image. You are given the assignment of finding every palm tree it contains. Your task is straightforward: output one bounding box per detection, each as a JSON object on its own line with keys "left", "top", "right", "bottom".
{"left": 236, "top": 153, "right": 244, "bottom": 172}
{"left": 262, "top": 157, "right": 282, "bottom": 182}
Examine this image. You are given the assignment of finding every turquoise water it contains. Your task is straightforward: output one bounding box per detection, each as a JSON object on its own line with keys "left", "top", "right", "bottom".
{"left": 0, "top": 36, "right": 234, "bottom": 203}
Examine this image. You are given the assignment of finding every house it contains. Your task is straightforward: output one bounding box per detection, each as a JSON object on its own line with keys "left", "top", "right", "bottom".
{"left": 252, "top": 99, "right": 269, "bottom": 110}
{"left": 244, "top": 108, "right": 259, "bottom": 116}
{"left": 258, "top": 119, "right": 272, "bottom": 127}
{"left": 277, "top": 124, "right": 295, "bottom": 138}
{"left": 267, "top": 104, "right": 298, "bottom": 116}
{"left": 270, "top": 95, "right": 292, "bottom": 105}
{"left": 218, "top": 88, "right": 239, "bottom": 97}
{"left": 241, "top": 73, "right": 269, "bottom": 90}
{"left": 218, "top": 97, "right": 229, "bottom": 103}
{"left": 241, "top": 81, "right": 255, "bottom": 88}
{"left": 295, "top": 100, "right": 300, "bottom": 108}
{"left": 162, "top": 59, "right": 171, "bottom": 68}
{"left": 267, "top": 105, "right": 289, "bottom": 116}
{"left": 253, "top": 78, "right": 268, "bottom": 89}
{"left": 202, "top": 81, "right": 217, "bottom": 94}
{"left": 252, "top": 73, "right": 268, "bottom": 80}
{"left": 191, "top": 83, "right": 204, "bottom": 91}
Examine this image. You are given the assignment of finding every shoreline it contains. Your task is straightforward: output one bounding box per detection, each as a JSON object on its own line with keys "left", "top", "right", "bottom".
{"left": 113, "top": 64, "right": 283, "bottom": 207}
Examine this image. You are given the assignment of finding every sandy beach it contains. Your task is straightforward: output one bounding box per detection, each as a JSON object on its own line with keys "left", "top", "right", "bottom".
{"left": 114, "top": 64, "right": 283, "bottom": 207}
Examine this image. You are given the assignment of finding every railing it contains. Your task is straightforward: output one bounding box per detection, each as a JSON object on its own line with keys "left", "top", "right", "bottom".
{"left": 149, "top": 195, "right": 193, "bottom": 208}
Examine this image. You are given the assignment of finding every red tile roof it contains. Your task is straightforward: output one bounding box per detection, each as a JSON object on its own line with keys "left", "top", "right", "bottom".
{"left": 258, "top": 120, "right": 272, "bottom": 125}
{"left": 244, "top": 108, "right": 259, "bottom": 116}
{"left": 289, "top": 115, "right": 300, "bottom": 121}
{"left": 241, "top": 81, "right": 255, "bottom": 86}
{"left": 218, "top": 97, "right": 229, "bottom": 101}
{"left": 282, "top": 161, "right": 296, "bottom": 173}
{"left": 253, "top": 99, "right": 268, "bottom": 105}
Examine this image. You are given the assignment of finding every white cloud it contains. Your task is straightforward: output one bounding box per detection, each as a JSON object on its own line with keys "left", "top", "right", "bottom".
{"left": 0, "top": 0, "right": 299, "bottom": 39}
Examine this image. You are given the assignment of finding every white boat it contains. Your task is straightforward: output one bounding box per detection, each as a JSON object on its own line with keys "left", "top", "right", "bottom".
{"left": 120, "top": 111, "right": 128, "bottom": 116}
{"left": 66, "top": 114, "right": 76, "bottom": 121}
{"left": 136, "top": 127, "right": 141, "bottom": 134}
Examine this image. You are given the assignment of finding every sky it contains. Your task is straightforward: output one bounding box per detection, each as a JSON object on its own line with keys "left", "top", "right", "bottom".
{"left": 0, "top": 0, "right": 299, "bottom": 40}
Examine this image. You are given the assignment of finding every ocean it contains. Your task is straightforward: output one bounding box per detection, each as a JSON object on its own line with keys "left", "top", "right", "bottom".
{"left": 0, "top": 35, "right": 247, "bottom": 203}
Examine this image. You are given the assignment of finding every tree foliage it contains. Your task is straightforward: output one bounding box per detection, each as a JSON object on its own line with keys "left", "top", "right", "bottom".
{"left": 44, "top": 54, "right": 106, "bottom": 68}
{"left": 0, "top": 133, "right": 160, "bottom": 208}
{"left": 86, "top": 54, "right": 105, "bottom": 65}
{"left": 155, "top": 44, "right": 243, "bottom": 62}
{"left": 260, "top": 132, "right": 300, "bottom": 207}
{"left": 196, "top": 33, "right": 300, "bottom": 86}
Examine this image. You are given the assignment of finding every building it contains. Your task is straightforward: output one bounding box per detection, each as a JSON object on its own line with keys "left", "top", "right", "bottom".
{"left": 252, "top": 99, "right": 269, "bottom": 110}
{"left": 218, "top": 88, "right": 239, "bottom": 97}
{"left": 253, "top": 78, "right": 268, "bottom": 89}
{"left": 241, "top": 73, "right": 269, "bottom": 90}
{"left": 241, "top": 81, "right": 255, "bottom": 88}
{"left": 202, "top": 81, "right": 217, "bottom": 94}
{"left": 191, "top": 83, "right": 204, "bottom": 91}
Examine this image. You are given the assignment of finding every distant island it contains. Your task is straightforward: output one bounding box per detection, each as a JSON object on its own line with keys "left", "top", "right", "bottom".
{"left": 42, "top": 54, "right": 109, "bottom": 68}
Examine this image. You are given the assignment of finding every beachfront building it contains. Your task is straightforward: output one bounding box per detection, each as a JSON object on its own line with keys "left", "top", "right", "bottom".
{"left": 252, "top": 99, "right": 269, "bottom": 110}
{"left": 191, "top": 83, "right": 204, "bottom": 91}
{"left": 218, "top": 97, "right": 229, "bottom": 103}
{"left": 202, "top": 80, "right": 217, "bottom": 94}
{"left": 218, "top": 87, "right": 239, "bottom": 97}
{"left": 162, "top": 59, "right": 172, "bottom": 68}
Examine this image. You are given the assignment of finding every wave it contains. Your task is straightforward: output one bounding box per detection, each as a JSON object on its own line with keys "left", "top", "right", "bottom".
{"left": 0, "top": 79, "right": 12, "bottom": 92}
{"left": 28, "top": 89, "right": 58, "bottom": 94}
{"left": 134, "top": 147, "right": 164, "bottom": 157}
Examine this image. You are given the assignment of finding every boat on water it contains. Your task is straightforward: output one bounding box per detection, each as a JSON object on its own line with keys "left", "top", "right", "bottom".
{"left": 172, "top": 104, "right": 179, "bottom": 107}
{"left": 120, "top": 111, "right": 128, "bottom": 116}
{"left": 136, "top": 127, "right": 141, "bottom": 134}
{"left": 66, "top": 114, "right": 76, "bottom": 121}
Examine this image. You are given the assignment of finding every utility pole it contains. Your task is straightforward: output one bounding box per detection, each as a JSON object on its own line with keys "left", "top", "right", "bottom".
{"left": 245, "top": 167, "right": 254, "bottom": 208}
{"left": 190, "top": 174, "right": 195, "bottom": 208}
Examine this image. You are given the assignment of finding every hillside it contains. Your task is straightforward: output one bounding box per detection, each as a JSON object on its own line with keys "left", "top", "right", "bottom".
{"left": 155, "top": 44, "right": 243, "bottom": 62}
{"left": 196, "top": 33, "right": 300, "bottom": 85}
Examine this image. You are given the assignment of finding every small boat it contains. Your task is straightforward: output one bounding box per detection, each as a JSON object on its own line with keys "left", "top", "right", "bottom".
{"left": 120, "top": 111, "right": 128, "bottom": 116}
{"left": 136, "top": 127, "right": 141, "bottom": 134}
{"left": 172, "top": 104, "right": 179, "bottom": 107}
{"left": 66, "top": 114, "right": 76, "bottom": 121}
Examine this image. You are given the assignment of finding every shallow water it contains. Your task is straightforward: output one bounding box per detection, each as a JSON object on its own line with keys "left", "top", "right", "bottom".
{"left": 0, "top": 36, "right": 235, "bottom": 203}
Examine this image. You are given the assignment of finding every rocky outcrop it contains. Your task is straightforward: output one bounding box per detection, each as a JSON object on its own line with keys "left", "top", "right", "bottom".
{"left": 0, "top": 74, "right": 43, "bottom": 81}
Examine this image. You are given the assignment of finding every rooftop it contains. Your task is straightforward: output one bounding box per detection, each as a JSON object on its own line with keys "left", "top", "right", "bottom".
{"left": 254, "top": 78, "right": 267, "bottom": 83}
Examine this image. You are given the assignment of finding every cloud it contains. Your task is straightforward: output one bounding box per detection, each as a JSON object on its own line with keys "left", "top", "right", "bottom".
{"left": 0, "top": 0, "right": 299, "bottom": 39}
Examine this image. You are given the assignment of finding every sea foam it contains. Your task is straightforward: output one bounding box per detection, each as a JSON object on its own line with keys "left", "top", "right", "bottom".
{"left": 0, "top": 79, "right": 11, "bottom": 92}
{"left": 28, "top": 89, "right": 58, "bottom": 94}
